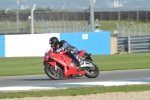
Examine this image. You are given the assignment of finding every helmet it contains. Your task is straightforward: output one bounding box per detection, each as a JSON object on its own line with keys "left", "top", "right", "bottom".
{"left": 49, "top": 37, "right": 59, "bottom": 47}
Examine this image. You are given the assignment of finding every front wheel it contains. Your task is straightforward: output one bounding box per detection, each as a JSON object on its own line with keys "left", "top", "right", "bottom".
{"left": 44, "top": 64, "right": 63, "bottom": 80}
{"left": 84, "top": 60, "right": 100, "bottom": 78}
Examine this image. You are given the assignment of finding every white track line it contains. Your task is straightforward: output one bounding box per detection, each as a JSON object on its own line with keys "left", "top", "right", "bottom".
{"left": 64, "top": 81, "right": 150, "bottom": 86}
{"left": 0, "top": 86, "right": 56, "bottom": 91}
{"left": 0, "top": 81, "right": 149, "bottom": 91}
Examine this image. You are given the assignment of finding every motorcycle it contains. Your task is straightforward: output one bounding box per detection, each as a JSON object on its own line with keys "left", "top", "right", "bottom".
{"left": 43, "top": 48, "right": 99, "bottom": 80}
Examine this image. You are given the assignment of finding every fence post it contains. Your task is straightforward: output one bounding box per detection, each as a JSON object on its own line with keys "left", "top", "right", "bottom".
{"left": 130, "top": 23, "right": 136, "bottom": 36}
{"left": 31, "top": 4, "right": 36, "bottom": 34}
{"left": 53, "top": 21, "right": 56, "bottom": 33}
{"left": 121, "top": 23, "right": 124, "bottom": 36}
{"left": 58, "top": 21, "right": 61, "bottom": 32}
{"left": 50, "top": 21, "right": 52, "bottom": 33}
{"left": 128, "top": 36, "right": 131, "bottom": 53}
{"left": 136, "top": 11, "right": 139, "bottom": 21}
{"left": 16, "top": 0, "right": 19, "bottom": 33}
{"left": 138, "top": 24, "right": 142, "bottom": 36}
{"left": 144, "top": 24, "right": 147, "bottom": 35}
{"left": 67, "top": 21, "right": 70, "bottom": 32}
{"left": 7, "top": 20, "right": 10, "bottom": 33}
{"left": 90, "top": 0, "right": 96, "bottom": 32}
{"left": 115, "top": 22, "right": 119, "bottom": 34}
{"left": 146, "top": 11, "right": 148, "bottom": 21}
{"left": 109, "top": 11, "right": 111, "bottom": 20}
{"left": 118, "top": 11, "right": 120, "bottom": 21}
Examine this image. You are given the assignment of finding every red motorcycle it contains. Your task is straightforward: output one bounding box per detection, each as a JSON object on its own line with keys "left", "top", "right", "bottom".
{"left": 43, "top": 48, "right": 99, "bottom": 80}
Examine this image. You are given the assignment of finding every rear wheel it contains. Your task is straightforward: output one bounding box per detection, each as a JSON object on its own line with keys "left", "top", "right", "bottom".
{"left": 44, "top": 64, "right": 63, "bottom": 80}
{"left": 84, "top": 60, "right": 100, "bottom": 78}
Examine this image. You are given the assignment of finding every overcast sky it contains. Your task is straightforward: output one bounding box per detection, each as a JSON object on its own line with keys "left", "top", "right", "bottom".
{"left": 0, "top": 0, "right": 150, "bottom": 11}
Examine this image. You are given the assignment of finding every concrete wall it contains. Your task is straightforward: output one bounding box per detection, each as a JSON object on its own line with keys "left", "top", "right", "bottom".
{"left": 0, "top": 35, "right": 5, "bottom": 57}
{"left": 5, "top": 33, "right": 60, "bottom": 57}
{"left": 60, "top": 32, "right": 110, "bottom": 55}
{"left": 0, "top": 32, "right": 111, "bottom": 57}
{"left": 110, "top": 36, "right": 117, "bottom": 54}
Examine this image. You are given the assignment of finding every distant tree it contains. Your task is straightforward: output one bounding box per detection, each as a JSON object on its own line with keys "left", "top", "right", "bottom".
{"left": 20, "top": 9, "right": 31, "bottom": 13}
{"left": 0, "top": 7, "right": 57, "bottom": 14}
{"left": 35, "top": 7, "right": 56, "bottom": 13}
{"left": 0, "top": 10, "right": 6, "bottom": 14}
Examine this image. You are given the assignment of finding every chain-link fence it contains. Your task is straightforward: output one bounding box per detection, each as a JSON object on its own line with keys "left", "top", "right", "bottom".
{"left": 0, "top": 20, "right": 29, "bottom": 34}
{"left": 0, "top": 13, "right": 30, "bottom": 34}
{"left": 115, "top": 22, "right": 150, "bottom": 37}
{"left": 0, "top": 11, "right": 150, "bottom": 34}
{"left": 34, "top": 20, "right": 90, "bottom": 33}
{"left": 0, "top": 12, "right": 92, "bottom": 34}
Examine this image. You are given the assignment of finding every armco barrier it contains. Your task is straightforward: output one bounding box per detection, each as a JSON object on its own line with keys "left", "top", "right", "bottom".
{"left": 0, "top": 32, "right": 110, "bottom": 57}
{"left": 0, "top": 35, "right": 5, "bottom": 57}
{"left": 117, "top": 35, "right": 150, "bottom": 53}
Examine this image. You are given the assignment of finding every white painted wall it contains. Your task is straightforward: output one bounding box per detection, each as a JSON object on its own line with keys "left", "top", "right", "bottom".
{"left": 5, "top": 33, "right": 60, "bottom": 57}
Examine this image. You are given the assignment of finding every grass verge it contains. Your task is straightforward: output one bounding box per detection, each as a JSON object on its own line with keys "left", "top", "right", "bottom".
{"left": 0, "top": 84, "right": 150, "bottom": 99}
{"left": 0, "top": 53, "right": 150, "bottom": 76}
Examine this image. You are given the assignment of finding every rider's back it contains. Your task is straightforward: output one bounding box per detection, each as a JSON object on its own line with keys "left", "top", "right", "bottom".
{"left": 59, "top": 40, "right": 75, "bottom": 50}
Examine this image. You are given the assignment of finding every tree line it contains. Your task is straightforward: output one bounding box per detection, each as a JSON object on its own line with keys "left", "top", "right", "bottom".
{"left": 0, "top": 7, "right": 57, "bottom": 14}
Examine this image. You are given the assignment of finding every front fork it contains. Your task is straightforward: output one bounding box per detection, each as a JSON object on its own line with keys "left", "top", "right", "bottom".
{"left": 82, "top": 54, "right": 93, "bottom": 61}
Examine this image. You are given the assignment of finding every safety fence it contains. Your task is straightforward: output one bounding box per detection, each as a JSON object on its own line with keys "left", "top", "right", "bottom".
{"left": 1, "top": 11, "right": 150, "bottom": 21}
{"left": 0, "top": 20, "right": 90, "bottom": 34}
{"left": 117, "top": 35, "right": 150, "bottom": 53}
{"left": 34, "top": 20, "right": 90, "bottom": 33}
{"left": 115, "top": 22, "right": 150, "bottom": 37}
{"left": 0, "top": 11, "right": 150, "bottom": 34}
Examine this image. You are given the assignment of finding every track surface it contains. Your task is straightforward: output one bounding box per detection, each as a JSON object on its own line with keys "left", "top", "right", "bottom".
{"left": 0, "top": 69, "right": 150, "bottom": 91}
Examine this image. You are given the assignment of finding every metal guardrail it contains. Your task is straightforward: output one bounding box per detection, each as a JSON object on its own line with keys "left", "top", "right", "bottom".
{"left": 117, "top": 35, "right": 150, "bottom": 53}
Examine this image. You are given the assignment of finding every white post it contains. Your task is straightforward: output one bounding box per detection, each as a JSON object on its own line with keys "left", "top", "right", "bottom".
{"left": 90, "top": 0, "right": 96, "bottom": 32}
{"left": 16, "top": 0, "right": 19, "bottom": 33}
{"left": 138, "top": 24, "right": 142, "bottom": 36}
{"left": 31, "top": 4, "right": 36, "bottom": 34}
{"left": 130, "top": 23, "right": 136, "bottom": 36}
{"left": 121, "top": 23, "right": 124, "bottom": 35}
{"left": 115, "top": 22, "right": 119, "bottom": 35}
{"left": 128, "top": 36, "right": 131, "bottom": 53}
{"left": 144, "top": 24, "right": 147, "bottom": 35}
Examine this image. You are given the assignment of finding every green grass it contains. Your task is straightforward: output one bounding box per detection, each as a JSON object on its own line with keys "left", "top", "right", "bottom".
{"left": 0, "top": 85, "right": 150, "bottom": 99}
{"left": 0, "top": 53, "right": 150, "bottom": 76}
{"left": 93, "top": 53, "right": 150, "bottom": 71}
{"left": 0, "top": 21, "right": 29, "bottom": 33}
{"left": 0, "top": 57, "right": 44, "bottom": 76}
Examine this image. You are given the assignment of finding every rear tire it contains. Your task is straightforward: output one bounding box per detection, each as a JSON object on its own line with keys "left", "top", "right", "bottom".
{"left": 84, "top": 60, "right": 100, "bottom": 78}
{"left": 44, "top": 64, "right": 63, "bottom": 80}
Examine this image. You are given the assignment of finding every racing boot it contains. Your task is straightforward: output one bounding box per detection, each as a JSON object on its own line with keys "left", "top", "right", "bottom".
{"left": 78, "top": 58, "right": 84, "bottom": 66}
{"left": 75, "top": 56, "right": 83, "bottom": 67}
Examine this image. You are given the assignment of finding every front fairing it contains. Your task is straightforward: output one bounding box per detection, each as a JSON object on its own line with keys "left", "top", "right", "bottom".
{"left": 43, "top": 48, "right": 72, "bottom": 67}
{"left": 52, "top": 52, "right": 72, "bottom": 67}
{"left": 43, "top": 48, "right": 53, "bottom": 65}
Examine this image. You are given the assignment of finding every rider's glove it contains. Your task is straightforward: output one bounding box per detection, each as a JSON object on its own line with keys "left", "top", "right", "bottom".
{"left": 56, "top": 48, "right": 61, "bottom": 53}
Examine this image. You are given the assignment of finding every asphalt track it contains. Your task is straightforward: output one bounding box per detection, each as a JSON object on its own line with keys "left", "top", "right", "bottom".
{"left": 0, "top": 69, "right": 150, "bottom": 91}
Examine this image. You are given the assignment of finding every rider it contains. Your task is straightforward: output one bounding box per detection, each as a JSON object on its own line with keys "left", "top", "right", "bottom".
{"left": 49, "top": 37, "right": 83, "bottom": 66}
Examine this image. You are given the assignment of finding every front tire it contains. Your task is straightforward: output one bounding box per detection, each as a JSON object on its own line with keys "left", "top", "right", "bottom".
{"left": 84, "top": 60, "right": 100, "bottom": 78}
{"left": 44, "top": 64, "right": 63, "bottom": 80}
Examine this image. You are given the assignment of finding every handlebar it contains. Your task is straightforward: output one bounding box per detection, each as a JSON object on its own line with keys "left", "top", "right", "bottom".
{"left": 53, "top": 50, "right": 66, "bottom": 54}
